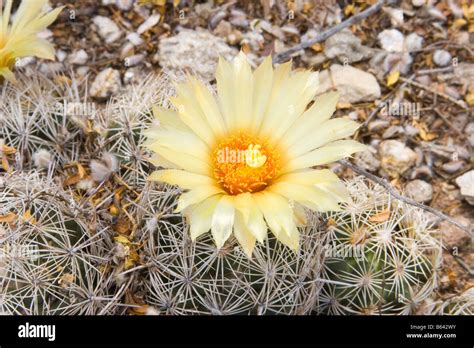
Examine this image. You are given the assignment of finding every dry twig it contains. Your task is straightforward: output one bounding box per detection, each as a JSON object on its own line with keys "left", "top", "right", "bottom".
{"left": 272, "top": 0, "right": 395, "bottom": 64}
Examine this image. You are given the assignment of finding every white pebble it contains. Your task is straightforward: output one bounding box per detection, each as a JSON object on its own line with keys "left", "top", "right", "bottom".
{"left": 433, "top": 49, "right": 452, "bottom": 66}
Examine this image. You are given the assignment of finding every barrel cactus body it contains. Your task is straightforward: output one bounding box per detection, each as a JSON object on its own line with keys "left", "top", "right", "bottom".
{"left": 136, "top": 183, "right": 326, "bottom": 315}
{"left": 317, "top": 177, "right": 442, "bottom": 315}
{"left": 0, "top": 172, "right": 119, "bottom": 315}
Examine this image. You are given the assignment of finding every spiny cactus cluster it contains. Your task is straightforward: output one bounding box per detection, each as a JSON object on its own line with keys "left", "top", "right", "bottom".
{"left": 0, "top": 172, "right": 121, "bottom": 315}
{"left": 316, "top": 177, "right": 442, "bottom": 315}
{"left": 132, "top": 183, "right": 325, "bottom": 315}
{"left": 0, "top": 74, "right": 457, "bottom": 316}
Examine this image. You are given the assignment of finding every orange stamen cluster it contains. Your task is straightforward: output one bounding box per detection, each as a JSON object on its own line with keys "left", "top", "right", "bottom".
{"left": 213, "top": 132, "right": 281, "bottom": 195}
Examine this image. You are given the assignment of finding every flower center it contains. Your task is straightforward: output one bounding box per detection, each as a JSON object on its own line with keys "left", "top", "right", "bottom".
{"left": 213, "top": 132, "right": 281, "bottom": 195}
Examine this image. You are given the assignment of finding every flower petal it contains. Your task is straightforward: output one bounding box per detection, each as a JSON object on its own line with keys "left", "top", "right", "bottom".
{"left": 211, "top": 196, "right": 235, "bottom": 248}
{"left": 287, "top": 118, "right": 360, "bottom": 158}
{"left": 152, "top": 106, "right": 189, "bottom": 132}
{"left": 284, "top": 140, "right": 367, "bottom": 172}
{"left": 233, "top": 212, "right": 257, "bottom": 258}
{"left": 269, "top": 182, "right": 341, "bottom": 212}
{"left": 253, "top": 191, "right": 299, "bottom": 249}
{"left": 176, "top": 186, "right": 223, "bottom": 212}
{"left": 280, "top": 91, "right": 339, "bottom": 149}
{"left": 186, "top": 195, "right": 222, "bottom": 240}
{"left": 234, "top": 193, "right": 267, "bottom": 243}
{"left": 259, "top": 70, "right": 319, "bottom": 141}
{"left": 251, "top": 55, "right": 273, "bottom": 130}
{"left": 216, "top": 52, "right": 254, "bottom": 132}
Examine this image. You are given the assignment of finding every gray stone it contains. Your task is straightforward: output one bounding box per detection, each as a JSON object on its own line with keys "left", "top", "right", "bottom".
{"left": 158, "top": 29, "right": 238, "bottom": 82}
{"left": 93, "top": 16, "right": 122, "bottom": 43}
{"left": 316, "top": 64, "right": 381, "bottom": 103}
{"left": 324, "top": 29, "right": 374, "bottom": 63}
{"left": 455, "top": 170, "right": 474, "bottom": 205}
{"left": 405, "top": 179, "right": 433, "bottom": 202}
{"left": 433, "top": 49, "right": 452, "bottom": 66}
{"left": 379, "top": 140, "right": 418, "bottom": 176}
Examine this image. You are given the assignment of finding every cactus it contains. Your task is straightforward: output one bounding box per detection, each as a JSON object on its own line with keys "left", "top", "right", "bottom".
{"left": 0, "top": 172, "right": 121, "bottom": 315}
{"left": 0, "top": 74, "right": 100, "bottom": 170}
{"left": 316, "top": 177, "right": 442, "bottom": 315}
{"left": 433, "top": 289, "right": 474, "bottom": 315}
{"left": 102, "top": 74, "right": 172, "bottom": 188}
{"left": 133, "top": 183, "right": 326, "bottom": 315}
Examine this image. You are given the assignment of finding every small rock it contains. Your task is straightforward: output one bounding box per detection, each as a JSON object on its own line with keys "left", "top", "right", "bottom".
{"left": 378, "top": 29, "right": 405, "bottom": 52}
{"left": 213, "top": 20, "right": 232, "bottom": 37}
{"left": 433, "top": 49, "right": 452, "bottom": 66}
{"left": 405, "top": 179, "right": 433, "bottom": 202}
{"left": 442, "top": 161, "right": 464, "bottom": 173}
{"left": 137, "top": 14, "right": 161, "bottom": 34}
{"left": 465, "top": 122, "right": 474, "bottom": 147}
{"left": 454, "top": 63, "right": 474, "bottom": 92}
{"left": 158, "top": 29, "right": 237, "bottom": 82}
{"left": 90, "top": 68, "right": 122, "bottom": 99}
{"left": 116, "top": 0, "right": 133, "bottom": 11}
{"left": 455, "top": 170, "right": 474, "bottom": 205}
{"left": 127, "top": 32, "right": 144, "bottom": 46}
{"left": 383, "top": 7, "right": 404, "bottom": 27}
{"left": 368, "top": 119, "right": 390, "bottom": 132}
{"left": 354, "top": 148, "right": 381, "bottom": 172}
{"left": 56, "top": 50, "right": 67, "bottom": 63}
{"left": 404, "top": 124, "right": 420, "bottom": 137}
{"left": 412, "top": 0, "right": 425, "bottom": 7}
{"left": 124, "top": 54, "right": 145, "bottom": 67}
{"left": 440, "top": 215, "right": 472, "bottom": 251}
{"left": 379, "top": 140, "right": 418, "bottom": 176}
{"left": 324, "top": 29, "right": 374, "bottom": 63}
{"left": 69, "top": 49, "right": 89, "bottom": 65}
{"left": 93, "top": 16, "right": 122, "bottom": 43}
{"left": 404, "top": 33, "right": 424, "bottom": 51}
{"left": 316, "top": 64, "right": 381, "bottom": 103}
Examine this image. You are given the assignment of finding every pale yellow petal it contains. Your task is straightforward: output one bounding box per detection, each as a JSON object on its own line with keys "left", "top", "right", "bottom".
{"left": 276, "top": 169, "right": 340, "bottom": 186}
{"left": 170, "top": 84, "right": 216, "bottom": 146}
{"left": 233, "top": 213, "right": 257, "bottom": 258}
{"left": 233, "top": 193, "right": 267, "bottom": 243}
{"left": 152, "top": 106, "right": 189, "bottom": 132}
{"left": 280, "top": 91, "right": 340, "bottom": 149}
{"left": 284, "top": 140, "right": 367, "bottom": 172}
{"left": 186, "top": 195, "right": 222, "bottom": 240}
{"left": 250, "top": 55, "right": 273, "bottom": 130}
{"left": 148, "top": 153, "right": 180, "bottom": 169}
{"left": 259, "top": 70, "right": 319, "bottom": 141}
{"left": 216, "top": 52, "right": 254, "bottom": 132}
{"left": 189, "top": 77, "right": 227, "bottom": 137}
{"left": 148, "top": 169, "right": 215, "bottom": 189}
{"left": 211, "top": 195, "right": 235, "bottom": 248}
{"left": 0, "top": 67, "right": 16, "bottom": 83}
{"left": 287, "top": 118, "right": 360, "bottom": 158}
{"left": 253, "top": 191, "right": 295, "bottom": 241}
{"left": 268, "top": 182, "right": 341, "bottom": 212}
{"left": 148, "top": 145, "right": 211, "bottom": 175}
{"left": 176, "top": 186, "right": 223, "bottom": 212}
{"left": 145, "top": 128, "right": 210, "bottom": 162}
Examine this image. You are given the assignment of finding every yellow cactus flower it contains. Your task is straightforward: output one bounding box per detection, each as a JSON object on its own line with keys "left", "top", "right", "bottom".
{"left": 0, "top": 0, "right": 63, "bottom": 82}
{"left": 146, "top": 52, "right": 366, "bottom": 257}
